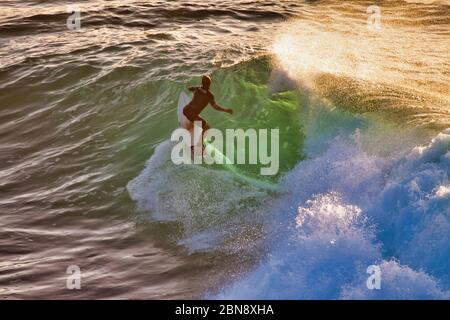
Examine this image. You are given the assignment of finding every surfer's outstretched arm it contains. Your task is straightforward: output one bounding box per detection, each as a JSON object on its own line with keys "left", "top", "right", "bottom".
{"left": 211, "top": 102, "right": 233, "bottom": 114}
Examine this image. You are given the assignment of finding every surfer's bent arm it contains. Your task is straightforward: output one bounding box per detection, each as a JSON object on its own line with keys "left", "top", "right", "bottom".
{"left": 188, "top": 86, "right": 198, "bottom": 92}
{"left": 211, "top": 101, "right": 233, "bottom": 114}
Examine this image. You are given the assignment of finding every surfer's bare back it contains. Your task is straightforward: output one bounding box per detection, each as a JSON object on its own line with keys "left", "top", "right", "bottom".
{"left": 183, "top": 75, "right": 233, "bottom": 131}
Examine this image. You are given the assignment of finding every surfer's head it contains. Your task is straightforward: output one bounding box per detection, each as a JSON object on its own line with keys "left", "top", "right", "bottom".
{"left": 201, "top": 75, "right": 212, "bottom": 90}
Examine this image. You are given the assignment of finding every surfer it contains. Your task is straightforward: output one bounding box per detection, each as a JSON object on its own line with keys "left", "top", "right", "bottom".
{"left": 183, "top": 75, "right": 233, "bottom": 133}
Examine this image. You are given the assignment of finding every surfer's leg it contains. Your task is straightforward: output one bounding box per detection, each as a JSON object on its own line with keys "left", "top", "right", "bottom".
{"left": 183, "top": 110, "right": 209, "bottom": 155}
{"left": 183, "top": 108, "right": 208, "bottom": 130}
{"left": 197, "top": 116, "right": 209, "bottom": 131}
{"left": 196, "top": 116, "right": 210, "bottom": 154}
{"left": 190, "top": 115, "right": 208, "bottom": 141}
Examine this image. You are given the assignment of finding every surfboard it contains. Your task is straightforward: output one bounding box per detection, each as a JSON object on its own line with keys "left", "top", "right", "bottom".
{"left": 177, "top": 92, "right": 279, "bottom": 192}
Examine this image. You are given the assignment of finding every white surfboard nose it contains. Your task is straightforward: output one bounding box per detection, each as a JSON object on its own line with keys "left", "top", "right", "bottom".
{"left": 177, "top": 92, "right": 192, "bottom": 129}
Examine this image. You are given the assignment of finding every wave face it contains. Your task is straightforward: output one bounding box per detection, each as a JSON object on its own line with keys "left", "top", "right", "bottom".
{"left": 1, "top": 0, "right": 449, "bottom": 299}
{"left": 127, "top": 58, "right": 304, "bottom": 252}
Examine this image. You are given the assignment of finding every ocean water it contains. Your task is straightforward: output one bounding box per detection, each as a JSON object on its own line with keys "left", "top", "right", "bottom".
{"left": 0, "top": 0, "right": 449, "bottom": 299}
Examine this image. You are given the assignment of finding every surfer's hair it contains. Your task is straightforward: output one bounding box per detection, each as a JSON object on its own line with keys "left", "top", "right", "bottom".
{"left": 202, "top": 75, "right": 212, "bottom": 90}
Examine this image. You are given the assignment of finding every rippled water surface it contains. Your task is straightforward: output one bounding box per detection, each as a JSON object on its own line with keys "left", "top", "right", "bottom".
{"left": 0, "top": 0, "right": 449, "bottom": 299}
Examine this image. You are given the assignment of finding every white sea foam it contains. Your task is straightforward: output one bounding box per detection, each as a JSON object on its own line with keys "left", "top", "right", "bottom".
{"left": 213, "top": 128, "right": 450, "bottom": 299}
